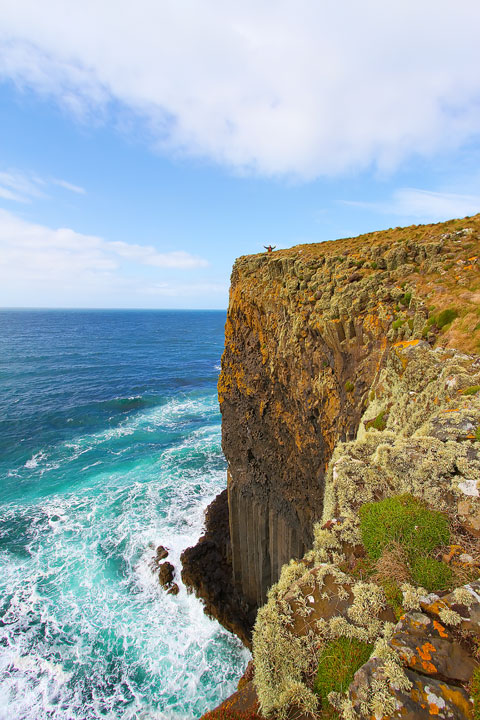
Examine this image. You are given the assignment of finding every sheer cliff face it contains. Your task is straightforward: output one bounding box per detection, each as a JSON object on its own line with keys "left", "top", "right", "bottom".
{"left": 218, "top": 216, "right": 480, "bottom": 608}
{"left": 219, "top": 252, "right": 393, "bottom": 607}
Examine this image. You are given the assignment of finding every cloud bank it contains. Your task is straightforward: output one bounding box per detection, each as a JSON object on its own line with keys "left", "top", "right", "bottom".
{"left": 0, "top": 209, "right": 213, "bottom": 307}
{"left": 1, "top": 1, "right": 480, "bottom": 179}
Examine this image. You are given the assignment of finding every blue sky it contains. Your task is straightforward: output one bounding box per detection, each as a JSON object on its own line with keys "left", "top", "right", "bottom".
{"left": 1, "top": 1, "right": 480, "bottom": 309}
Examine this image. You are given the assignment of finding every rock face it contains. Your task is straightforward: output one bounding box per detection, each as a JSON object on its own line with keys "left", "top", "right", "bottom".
{"left": 181, "top": 489, "right": 256, "bottom": 646}
{"left": 216, "top": 217, "right": 480, "bottom": 609}
{"left": 219, "top": 256, "right": 391, "bottom": 608}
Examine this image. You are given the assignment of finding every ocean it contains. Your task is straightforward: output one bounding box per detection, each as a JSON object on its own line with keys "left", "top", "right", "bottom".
{"left": 0, "top": 309, "right": 249, "bottom": 720}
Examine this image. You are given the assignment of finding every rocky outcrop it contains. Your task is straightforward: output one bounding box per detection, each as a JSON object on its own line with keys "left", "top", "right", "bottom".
{"left": 181, "top": 489, "right": 256, "bottom": 646}
{"left": 348, "top": 582, "right": 480, "bottom": 719}
{"left": 214, "top": 215, "right": 480, "bottom": 611}
{"left": 181, "top": 214, "right": 480, "bottom": 718}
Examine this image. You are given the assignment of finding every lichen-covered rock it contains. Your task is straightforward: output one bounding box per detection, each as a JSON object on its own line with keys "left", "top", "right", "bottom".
{"left": 389, "top": 611, "right": 476, "bottom": 682}
{"left": 348, "top": 657, "right": 474, "bottom": 719}
{"left": 419, "top": 580, "right": 480, "bottom": 635}
{"left": 323, "top": 342, "right": 480, "bottom": 523}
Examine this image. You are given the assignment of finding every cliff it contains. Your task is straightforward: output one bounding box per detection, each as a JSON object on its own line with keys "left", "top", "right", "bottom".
{"left": 181, "top": 213, "right": 480, "bottom": 718}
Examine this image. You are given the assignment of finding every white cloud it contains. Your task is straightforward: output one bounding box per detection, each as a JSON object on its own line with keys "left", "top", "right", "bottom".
{"left": 52, "top": 178, "right": 86, "bottom": 195}
{"left": 109, "top": 241, "right": 208, "bottom": 269}
{"left": 0, "top": 208, "right": 212, "bottom": 307}
{"left": 1, "top": 1, "right": 480, "bottom": 178}
{"left": 0, "top": 169, "right": 86, "bottom": 202}
{"left": 346, "top": 188, "right": 480, "bottom": 221}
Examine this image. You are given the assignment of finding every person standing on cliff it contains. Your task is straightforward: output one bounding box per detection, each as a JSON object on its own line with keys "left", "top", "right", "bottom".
{"left": 264, "top": 245, "right": 276, "bottom": 253}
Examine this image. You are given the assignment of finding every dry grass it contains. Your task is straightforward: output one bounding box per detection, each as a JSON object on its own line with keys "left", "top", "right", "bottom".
{"left": 370, "top": 542, "right": 411, "bottom": 585}
{"left": 447, "top": 516, "right": 480, "bottom": 586}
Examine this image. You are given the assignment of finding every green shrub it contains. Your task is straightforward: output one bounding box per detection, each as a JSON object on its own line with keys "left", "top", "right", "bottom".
{"left": 400, "top": 292, "right": 412, "bottom": 307}
{"left": 436, "top": 308, "right": 458, "bottom": 329}
{"left": 462, "top": 385, "right": 480, "bottom": 396}
{"left": 410, "top": 556, "right": 454, "bottom": 593}
{"left": 371, "top": 261, "right": 378, "bottom": 270}
{"left": 313, "top": 637, "right": 372, "bottom": 704}
{"left": 345, "top": 381, "right": 354, "bottom": 392}
{"left": 359, "top": 494, "right": 450, "bottom": 562}
{"left": 392, "top": 318, "right": 404, "bottom": 330}
{"left": 476, "top": 426, "right": 480, "bottom": 442}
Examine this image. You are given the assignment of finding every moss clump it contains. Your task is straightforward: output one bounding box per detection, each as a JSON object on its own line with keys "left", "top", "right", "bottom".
{"left": 345, "top": 380, "right": 354, "bottom": 392}
{"left": 410, "top": 556, "right": 454, "bottom": 593}
{"left": 380, "top": 579, "right": 404, "bottom": 619}
{"left": 365, "top": 410, "right": 387, "bottom": 431}
{"left": 313, "top": 637, "right": 372, "bottom": 705}
{"left": 392, "top": 318, "right": 405, "bottom": 330}
{"left": 436, "top": 308, "right": 458, "bottom": 328}
{"left": 359, "top": 495, "right": 450, "bottom": 562}
{"left": 462, "top": 385, "right": 480, "bottom": 396}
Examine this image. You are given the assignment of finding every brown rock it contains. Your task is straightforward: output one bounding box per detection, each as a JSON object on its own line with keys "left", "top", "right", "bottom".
{"left": 349, "top": 657, "right": 474, "bottom": 719}
{"left": 420, "top": 579, "right": 480, "bottom": 635}
{"left": 159, "top": 561, "right": 175, "bottom": 588}
{"left": 181, "top": 489, "right": 256, "bottom": 647}
{"left": 283, "top": 566, "right": 395, "bottom": 640}
{"left": 167, "top": 583, "right": 179, "bottom": 596}
{"left": 199, "top": 681, "right": 262, "bottom": 719}
{"left": 156, "top": 545, "right": 169, "bottom": 561}
{"left": 390, "top": 611, "right": 476, "bottom": 683}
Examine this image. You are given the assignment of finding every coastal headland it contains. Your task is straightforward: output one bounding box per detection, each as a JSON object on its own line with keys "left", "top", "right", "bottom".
{"left": 182, "top": 213, "right": 480, "bottom": 719}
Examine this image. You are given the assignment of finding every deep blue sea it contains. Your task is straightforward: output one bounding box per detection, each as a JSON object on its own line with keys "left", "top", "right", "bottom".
{"left": 0, "top": 310, "right": 248, "bottom": 720}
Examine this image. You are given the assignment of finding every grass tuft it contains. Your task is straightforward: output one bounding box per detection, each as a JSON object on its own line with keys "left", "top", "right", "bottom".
{"left": 462, "top": 385, "right": 480, "bottom": 396}
{"left": 365, "top": 410, "right": 387, "bottom": 431}
{"left": 410, "top": 556, "right": 454, "bottom": 593}
{"left": 436, "top": 308, "right": 458, "bottom": 329}
{"left": 313, "top": 637, "right": 372, "bottom": 705}
{"left": 359, "top": 494, "right": 450, "bottom": 562}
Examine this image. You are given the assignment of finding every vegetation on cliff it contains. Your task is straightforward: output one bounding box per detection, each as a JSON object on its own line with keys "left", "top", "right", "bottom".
{"left": 189, "top": 213, "right": 480, "bottom": 719}
{"left": 252, "top": 338, "right": 480, "bottom": 718}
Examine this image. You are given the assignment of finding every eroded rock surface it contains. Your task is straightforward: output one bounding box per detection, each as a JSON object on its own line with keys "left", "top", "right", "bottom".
{"left": 181, "top": 489, "right": 256, "bottom": 646}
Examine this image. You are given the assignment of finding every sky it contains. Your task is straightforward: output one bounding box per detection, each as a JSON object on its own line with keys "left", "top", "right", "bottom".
{"left": 1, "top": 1, "right": 480, "bottom": 309}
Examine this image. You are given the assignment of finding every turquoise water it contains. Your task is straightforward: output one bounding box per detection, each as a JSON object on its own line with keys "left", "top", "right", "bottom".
{"left": 0, "top": 310, "right": 248, "bottom": 720}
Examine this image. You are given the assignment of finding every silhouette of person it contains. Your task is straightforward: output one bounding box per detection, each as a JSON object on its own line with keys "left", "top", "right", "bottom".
{"left": 264, "top": 245, "right": 276, "bottom": 253}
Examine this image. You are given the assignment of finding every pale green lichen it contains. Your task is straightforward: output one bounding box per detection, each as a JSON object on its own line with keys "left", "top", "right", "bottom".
{"left": 438, "top": 605, "right": 462, "bottom": 626}
{"left": 400, "top": 583, "right": 428, "bottom": 611}
{"left": 452, "top": 586, "right": 476, "bottom": 607}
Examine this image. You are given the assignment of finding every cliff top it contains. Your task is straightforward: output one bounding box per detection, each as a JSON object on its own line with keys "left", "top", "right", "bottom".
{"left": 234, "top": 212, "right": 480, "bottom": 354}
